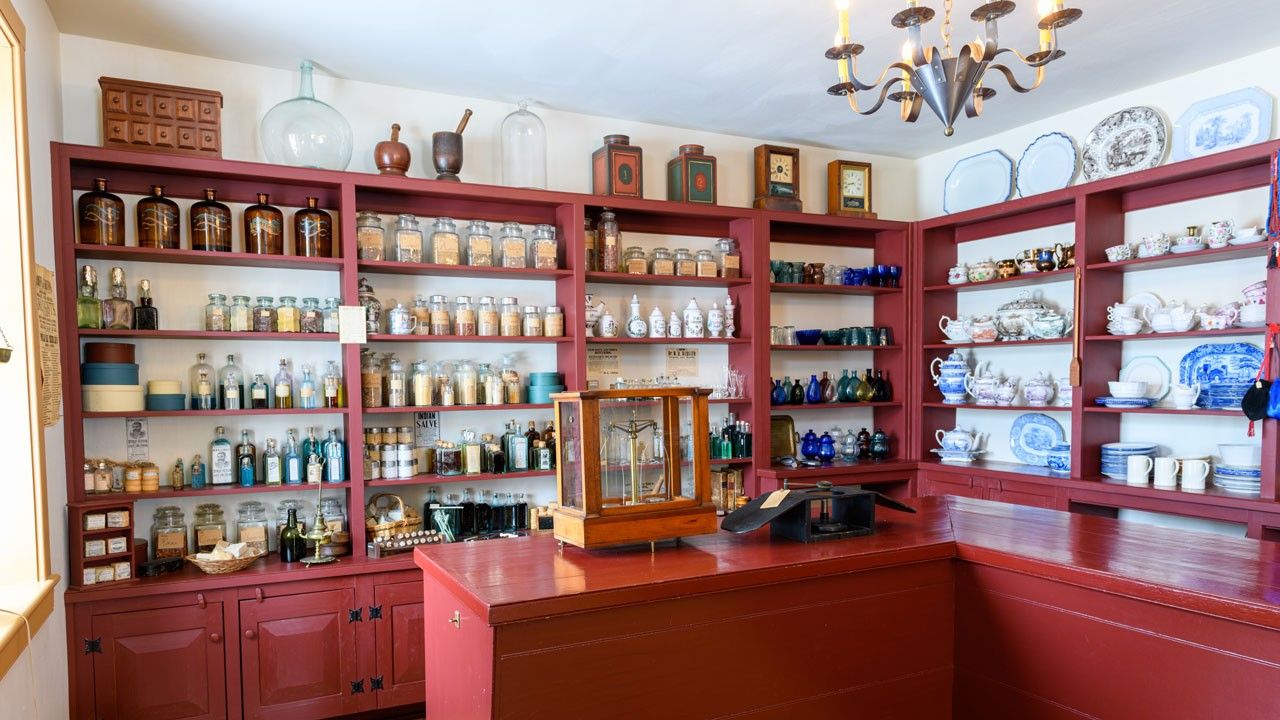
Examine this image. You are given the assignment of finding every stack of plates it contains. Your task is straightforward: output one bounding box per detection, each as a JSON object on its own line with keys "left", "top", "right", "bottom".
{"left": 1100, "top": 442, "right": 1158, "bottom": 481}
{"left": 1212, "top": 462, "right": 1261, "bottom": 494}
{"left": 1094, "top": 396, "right": 1155, "bottom": 408}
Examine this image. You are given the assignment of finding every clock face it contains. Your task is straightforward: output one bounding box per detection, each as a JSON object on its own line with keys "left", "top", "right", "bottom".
{"left": 769, "top": 153, "right": 794, "bottom": 184}
{"left": 842, "top": 168, "right": 865, "bottom": 197}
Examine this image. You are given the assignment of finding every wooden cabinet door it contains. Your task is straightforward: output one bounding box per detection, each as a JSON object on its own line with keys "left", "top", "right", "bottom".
{"left": 90, "top": 603, "right": 227, "bottom": 720}
{"left": 239, "top": 588, "right": 365, "bottom": 720}
{"left": 918, "top": 472, "right": 986, "bottom": 500}
{"left": 372, "top": 581, "right": 425, "bottom": 708}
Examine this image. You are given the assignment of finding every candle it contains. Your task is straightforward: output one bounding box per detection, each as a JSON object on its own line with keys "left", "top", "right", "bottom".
{"left": 835, "top": 34, "right": 850, "bottom": 83}
{"left": 901, "top": 40, "right": 913, "bottom": 94}
{"left": 836, "top": 0, "right": 850, "bottom": 41}
{"left": 1037, "top": 0, "right": 1054, "bottom": 51}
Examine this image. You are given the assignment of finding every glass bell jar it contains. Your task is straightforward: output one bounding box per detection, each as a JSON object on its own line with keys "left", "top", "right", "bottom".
{"left": 500, "top": 100, "right": 547, "bottom": 189}
{"left": 260, "top": 60, "right": 353, "bottom": 170}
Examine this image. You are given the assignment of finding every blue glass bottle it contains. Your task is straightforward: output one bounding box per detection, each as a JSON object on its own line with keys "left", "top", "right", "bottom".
{"left": 800, "top": 429, "right": 820, "bottom": 459}
{"left": 189, "top": 454, "right": 206, "bottom": 489}
{"left": 301, "top": 427, "right": 319, "bottom": 464}
{"left": 771, "top": 378, "right": 788, "bottom": 405}
{"left": 283, "top": 429, "right": 303, "bottom": 485}
{"left": 805, "top": 374, "right": 822, "bottom": 404}
{"left": 323, "top": 428, "right": 345, "bottom": 483}
{"left": 298, "top": 364, "right": 318, "bottom": 409}
{"left": 817, "top": 432, "right": 837, "bottom": 463}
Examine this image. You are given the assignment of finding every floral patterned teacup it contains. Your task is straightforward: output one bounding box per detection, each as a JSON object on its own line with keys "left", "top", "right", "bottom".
{"left": 1205, "top": 220, "right": 1234, "bottom": 248}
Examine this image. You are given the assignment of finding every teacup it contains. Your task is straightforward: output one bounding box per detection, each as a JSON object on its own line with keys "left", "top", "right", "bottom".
{"left": 1137, "top": 233, "right": 1171, "bottom": 258}
{"left": 1237, "top": 225, "right": 1262, "bottom": 238}
{"left": 1174, "top": 234, "right": 1202, "bottom": 247}
{"left": 1127, "top": 455, "right": 1153, "bottom": 486}
{"left": 1205, "top": 220, "right": 1234, "bottom": 248}
{"left": 1239, "top": 303, "right": 1266, "bottom": 326}
{"left": 1104, "top": 244, "right": 1132, "bottom": 263}
{"left": 1242, "top": 280, "right": 1267, "bottom": 305}
{"left": 1180, "top": 458, "right": 1210, "bottom": 491}
{"left": 1107, "top": 303, "right": 1140, "bottom": 320}
{"left": 1109, "top": 316, "right": 1145, "bottom": 335}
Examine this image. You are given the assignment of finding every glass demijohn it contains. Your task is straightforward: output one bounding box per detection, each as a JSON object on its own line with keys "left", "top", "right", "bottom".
{"left": 259, "top": 60, "right": 353, "bottom": 170}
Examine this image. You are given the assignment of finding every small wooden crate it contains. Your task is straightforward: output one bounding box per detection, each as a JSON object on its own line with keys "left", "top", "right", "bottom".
{"left": 99, "top": 76, "right": 223, "bottom": 158}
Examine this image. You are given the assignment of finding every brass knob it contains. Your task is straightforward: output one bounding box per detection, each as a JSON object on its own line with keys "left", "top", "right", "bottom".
{"left": 209, "top": 633, "right": 221, "bottom": 644}
{"left": 244, "top": 629, "right": 257, "bottom": 640}
{"left": 447, "top": 611, "right": 460, "bottom": 629}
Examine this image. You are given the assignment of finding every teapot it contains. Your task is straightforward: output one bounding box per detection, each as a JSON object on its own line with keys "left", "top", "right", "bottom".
{"left": 929, "top": 350, "right": 970, "bottom": 405}
{"left": 964, "top": 361, "right": 1001, "bottom": 406}
{"left": 1022, "top": 372, "right": 1058, "bottom": 407}
{"left": 994, "top": 291, "right": 1052, "bottom": 341}
{"left": 1028, "top": 308, "right": 1073, "bottom": 339}
{"left": 995, "top": 376, "right": 1020, "bottom": 406}
{"left": 938, "top": 315, "right": 971, "bottom": 342}
{"left": 967, "top": 259, "right": 997, "bottom": 283}
{"left": 947, "top": 263, "right": 968, "bottom": 285}
{"left": 963, "top": 315, "right": 999, "bottom": 343}
{"left": 799, "top": 429, "right": 820, "bottom": 459}
{"left": 935, "top": 426, "right": 985, "bottom": 453}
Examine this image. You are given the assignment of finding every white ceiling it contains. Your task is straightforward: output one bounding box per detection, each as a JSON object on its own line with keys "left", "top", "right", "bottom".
{"left": 46, "top": 0, "right": 1280, "bottom": 158}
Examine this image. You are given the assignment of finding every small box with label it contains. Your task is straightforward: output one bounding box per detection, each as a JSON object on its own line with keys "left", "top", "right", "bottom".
{"left": 84, "top": 539, "right": 107, "bottom": 557}
{"left": 106, "top": 510, "right": 130, "bottom": 528}
{"left": 82, "top": 567, "right": 97, "bottom": 585}
{"left": 112, "top": 561, "right": 131, "bottom": 581}
{"left": 95, "top": 565, "right": 115, "bottom": 583}
{"left": 83, "top": 513, "right": 107, "bottom": 531}
{"left": 107, "top": 536, "right": 129, "bottom": 554}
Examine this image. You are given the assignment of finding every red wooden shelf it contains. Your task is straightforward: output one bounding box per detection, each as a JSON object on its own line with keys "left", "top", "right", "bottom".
{"left": 357, "top": 259, "right": 571, "bottom": 280}
{"left": 1085, "top": 243, "right": 1269, "bottom": 271}
{"left": 585, "top": 271, "right": 751, "bottom": 288}
{"left": 770, "top": 283, "right": 900, "bottom": 295}
{"left": 923, "top": 267, "right": 1074, "bottom": 293}
{"left": 923, "top": 338, "right": 1072, "bottom": 349}
{"left": 921, "top": 402, "right": 1069, "bottom": 412}
{"left": 73, "top": 244, "right": 343, "bottom": 270}
{"left": 771, "top": 402, "right": 902, "bottom": 411}
{"left": 368, "top": 333, "right": 573, "bottom": 344}
{"left": 586, "top": 337, "right": 749, "bottom": 345}
{"left": 1084, "top": 328, "right": 1265, "bottom": 342}
{"left": 366, "top": 470, "right": 555, "bottom": 487}
{"left": 1083, "top": 406, "right": 1243, "bottom": 416}
{"left": 84, "top": 407, "right": 347, "bottom": 419}
{"left": 78, "top": 329, "right": 339, "bottom": 341}
{"left": 91, "top": 482, "right": 352, "bottom": 500}
{"left": 771, "top": 344, "right": 900, "bottom": 351}
{"left": 1085, "top": 476, "right": 1272, "bottom": 512}
{"left": 708, "top": 457, "right": 753, "bottom": 466}
{"left": 362, "top": 403, "right": 552, "bottom": 414}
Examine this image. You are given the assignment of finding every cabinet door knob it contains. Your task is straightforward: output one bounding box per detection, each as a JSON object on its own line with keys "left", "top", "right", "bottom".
{"left": 244, "top": 629, "right": 257, "bottom": 640}
{"left": 196, "top": 593, "right": 207, "bottom": 609}
{"left": 209, "top": 632, "right": 221, "bottom": 644}
{"left": 448, "top": 611, "right": 461, "bottom": 629}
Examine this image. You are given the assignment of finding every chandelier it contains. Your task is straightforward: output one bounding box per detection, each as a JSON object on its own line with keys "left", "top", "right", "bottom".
{"left": 826, "top": 1, "right": 1082, "bottom": 136}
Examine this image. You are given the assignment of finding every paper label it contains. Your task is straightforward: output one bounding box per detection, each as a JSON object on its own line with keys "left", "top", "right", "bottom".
{"left": 338, "top": 305, "right": 369, "bottom": 344}
{"left": 665, "top": 347, "right": 699, "bottom": 378}
{"left": 156, "top": 531, "right": 186, "bottom": 550}
{"left": 125, "top": 417, "right": 149, "bottom": 462}
{"left": 239, "top": 526, "right": 267, "bottom": 544}
{"left": 196, "top": 528, "right": 224, "bottom": 547}
{"left": 760, "top": 489, "right": 790, "bottom": 510}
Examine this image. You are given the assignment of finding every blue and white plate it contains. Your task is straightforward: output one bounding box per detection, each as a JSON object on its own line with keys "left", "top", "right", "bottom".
{"left": 1094, "top": 396, "right": 1155, "bottom": 408}
{"left": 944, "top": 150, "right": 1014, "bottom": 214}
{"left": 1214, "top": 463, "right": 1262, "bottom": 478}
{"left": 1119, "top": 356, "right": 1172, "bottom": 401}
{"left": 1179, "top": 342, "right": 1262, "bottom": 406}
{"left": 1016, "top": 132, "right": 1078, "bottom": 197}
{"left": 1212, "top": 476, "right": 1261, "bottom": 494}
{"left": 1009, "top": 412, "right": 1066, "bottom": 466}
{"left": 1172, "top": 87, "right": 1274, "bottom": 162}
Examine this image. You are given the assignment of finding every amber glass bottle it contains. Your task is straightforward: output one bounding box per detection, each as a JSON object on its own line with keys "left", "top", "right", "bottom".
{"left": 294, "top": 196, "right": 333, "bottom": 258}
{"left": 244, "top": 193, "right": 284, "bottom": 255}
{"left": 136, "top": 185, "right": 180, "bottom": 249}
{"left": 190, "top": 188, "right": 232, "bottom": 252}
{"left": 77, "top": 177, "right": 125, "bottom": 246}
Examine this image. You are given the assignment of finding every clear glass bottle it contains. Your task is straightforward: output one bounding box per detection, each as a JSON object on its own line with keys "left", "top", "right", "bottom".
{"left": 543, "top": 305, "right": 564, "bottom": 337}
{"left": 249, "top": 373, "right": 270, "bottom": 410}
{"left": 190, "top": 188, "right": 231, "bottom": 252}
{"left": 209, "top": 426, "right": 233, "bottom": 486}
{"left": 499, "top": 222, "right": 527, "bottom": 268}
{"left": 465, "top": 220, "right": 493, "bottom": 266}
{"left": 358, "top": 277, "right": 382, "bottom": 333}
{"left": 500, "top": 354, "right": 522, "bottom": 404}
{"left": 322, "top": 360, "right": 344, "bottom": 408}
{"left": 623, "top": 245, "right": 647, "bottom": 274}
{"left": 136, "top": 185, "right": 180, "bottom": 249}
{"left": 650, "top": 247, "right": 675, "bottom": 275}
{"left": 323, "top": 429, "right": 346, "bottom": 483}
{"left": 531, "top": 224, "right": 558, "bottom": 269}
{"left": 431, "top": 217, "right": 460, "bottom": 265}
{"left": 386, "top": 356, "right": 407, "bottom": 407}
{"left": 219, "top": 354, "right": 244, "bottom": 410}
{"left": 229, "top": 295, "right": 252, "bottom": 332}
{"left": 393, "top": 213, "right": 423, "bottom": 263}
{"left": 322, "top": 297, "right": 341, "bottom": 333}
{"left": 102, "top": 267, "right": 135, "bottom": 329}
{"left": 283, "top": 430, "right": 303, "bottom": 485}
{"left": 454, "top": 359, "right": 479, "bottom": 406}
{"left": 133, "top": 279, "right": 159, "bottom": 330}
{"left": 504, "top": 419, "right": 529, "bottom": 471}
{"left": 276, "top": 296, "right": 300, "bottom": 333}
{"left": 500, "top": 100, "right": 547, "bottom": 189}
{"left": 716, "top": 237, "right": 741, "bottom": 278}
{"left": 361, "top": 349, "right": 383, "bottom": 408}
{"left": 410, "top": 360, "right": 432, "bottom": 407}
{"left": 695, "top": 249, "right": 718, "bottom": 277}
{"left": 298, "top": 364, "right": 318, "bottom": 409}
{"left": 253, "top": 296, "right": 276, "bottom": 333}
{"left": 261, "top": 439, "right": 283, "bottom": 486}
{"left": 599, "top": 209, "right": 621, "bottom": 272}
{"left": 411, "top": 295, "right": 431, "bottom": 335}
{"left": 260, "top": 60, "right": 353, "bottom": 170}
{"left": 203, "top": 292, "right": 229, "bottom": 332}
{"left": 584, "top": 217, "right": 598, "bottom": 271}
{"left": 189, "top": 353, "right": 215, "bottom": 410}
{"left": 454, "top": 295, "right": 477, "bottom": 336}
{"left": 477, "top": 295, "right": 500, "bottom": 336}
{"left": 356, "top": 210, "right": 385, "bottom": 261}
{"left": 300, "top": 297, "right": 323, "bottom": 333}
{"left": 522, "top": 305, "right": 543, "bottom": 337}
{"left": 76, "top": 265, "right": 102, "bottom": 329}
{"left": 499, "top": 296, "right": 522, "bottom": 337}
{"left": 236, "top": 501, "right": 269, "bottom": 554}
{"left": 428, "top": 294, "right": 452, "bottom": 336}
{"left": 673, "top": 248, "right": 696, "bottom": 276}
{"left": 434, "top": 361, "right": 455, "bottom": 407}
{"left": 189, "top": 454, "right": 206, "bottom": 489}
{"left": 478, "top": 362, "right": 500, "bottom": 406}
{"left": 236, "top": 430, "right": 257, "bottom": 487}
{"left": 151, "top": 506, "right": 188, "bottom": 560}
{"left": 273, "top": 358, "right": 294, "bottom": 409}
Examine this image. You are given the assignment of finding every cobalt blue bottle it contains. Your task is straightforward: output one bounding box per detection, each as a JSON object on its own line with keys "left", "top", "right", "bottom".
{"left": 805, "top": 374, "right": 822, "bottom": 404}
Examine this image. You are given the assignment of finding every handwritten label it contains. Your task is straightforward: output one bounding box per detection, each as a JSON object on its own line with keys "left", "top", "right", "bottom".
{"left": 338, "top": 305, "right": 368, "bottom": 344}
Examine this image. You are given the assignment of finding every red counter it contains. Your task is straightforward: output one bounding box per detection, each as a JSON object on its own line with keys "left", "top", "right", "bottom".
{"left": 415, "top": 496, "right": 1280, "bottom": 719}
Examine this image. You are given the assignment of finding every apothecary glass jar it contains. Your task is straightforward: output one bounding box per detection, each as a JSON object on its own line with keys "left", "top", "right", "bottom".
{"left": 650, "top": 247, "right": 675, "bottom": 275}
{"left": 205, "top": 293, "right": 230, "bottom": 332}
{"left": 276, "top": 296, "right": 301, "bottom": 333}
{"left": 322, "top": 297, "right": 341, "bottom": 333}
{"left": 410, "top": 360, "right": 432, "bottom": 406}
{"left": 358, "top": 278, "right": 382, "bottom": 334}
{"left": 431, "top": 217, "right": 460, "bottom": 265}
{"left": 454, "top": 296, "right": 477, "bottom": 336}
{"left": 695, "top": 249, "right": 718, "bottom": 278}
{"left": 229, "top": 295, "right": 252, "bottom": 332}
{"left": 454, "top": 359, "right": 479, "bottom": 405}
{"left": 465, "top": 220, "right": 493, "bottom": 266}
{"left": 531, "top": 224, "right": 558, "bottom": 269}
{"left": 674, "top": 248, "right": 696, "bottom": 276}
{"left": 411, "top": 295, "right": 431, "bottom": 335}
{"left": 623, "top": 246, "right": 647, "bottom": 274}
{"left": 254, "top": 296, "right": 276, "bottom": 333}
{"left": 357, "top": 211, "right": 385, "bottom": 261}
{"left": 477, "top": 296, "right": 499, "bottom": 336}
{"left": 499, "top": 222, "right": 527, "bottom": 268}
{"left": 319, "top": 497, "right": 347, "bottom": 533}
{"left": 193, "top": 502, "right": 227, "bottom": 553}
{"left": 394, "top": 214, "right": 423, "bottom": 263}
{"left": 236, "top": 501, "right": 269, "bottom": 554}
{"left": 543, "top": 305, "right": 565, "bottom": 337}
{"left": 522, "top": 305, "right": 543, "bottom": 337}
{"left": 386, "top": 356, "right": 407, "bottom": 407}
{"left": 300, "top": 297, "right": 323, "bottom": 333}
{"left": 428, "top": 294, "right": 451, "bottom": 335}
{"left": 151, "top": 506, "right": 187, "bottom": 560}
{"left": 716, "top": 237, "right": 741, "bottom": 278}
{"left": 499, "top": 296, "right": 521, "bottom": 337}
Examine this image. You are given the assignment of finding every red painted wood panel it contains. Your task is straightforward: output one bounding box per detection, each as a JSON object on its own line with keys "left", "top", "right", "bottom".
{"left": 373, "top": 581, "right": 426, "bottom": 709}
{"left": 90, "top": 603, "right": 226, "bottom": 720}
{"left": 421, "top": 573, "right": 494, "bottom": 720}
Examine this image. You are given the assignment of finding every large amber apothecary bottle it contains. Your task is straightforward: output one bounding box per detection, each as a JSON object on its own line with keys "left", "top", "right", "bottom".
{"left": 190, "top": 188, "right": 232, "bottom": 252}
{"left": 78, "top": 177, "right": 125, "bottom": 246}
{"left": 244, "top": 193, "right": 283, "bottom": 255}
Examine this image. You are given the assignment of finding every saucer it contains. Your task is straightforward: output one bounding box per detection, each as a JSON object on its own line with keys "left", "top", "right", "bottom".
{"left": 1229, "top": 234, "right": 1265, "bottom": 245}
{"left": 942, "top": 338, "right": 972, "bottom": 345}
{"left": 1169, "top": 243, "right": 1206, "bottom": 254}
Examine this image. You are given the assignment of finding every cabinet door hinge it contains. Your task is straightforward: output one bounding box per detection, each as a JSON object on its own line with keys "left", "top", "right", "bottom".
{"left": 348, "top": 608, "right": 363, "bottom": 623}
{"left": 370, "top": 675, "right": 384, "bottom": 691}
{"left": 349, "top": 679, "right": 364, "bottom": 695}
{"left": 83, "top": 637, "right": 102, "bottom": 655}
{"left": 368, "top": 604, "right": 383, "bottom": 621}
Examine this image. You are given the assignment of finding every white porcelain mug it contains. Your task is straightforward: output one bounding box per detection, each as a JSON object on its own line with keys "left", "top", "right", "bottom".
{"left": 1126, "top": 455, "right": 1153, "bottom": 486}
{"left": 1153, "top": 457, "right": 1179, "bottom": 488}
{"left": 1180, "top": 459, "right": 1210, "bottom": 491}
{"left": 1107, "top": 303, "right": 1139, "bottom": 320}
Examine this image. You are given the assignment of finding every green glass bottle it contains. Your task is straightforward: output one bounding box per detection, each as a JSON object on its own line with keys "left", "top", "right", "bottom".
{"left": 836, "top": 370, "right": 852, "bottom": 402}
{"left": 279, "top": 508, "right": 305, "bottom": 562}
{"left": 76, "top": 265, "right": 102, "bottom": 329}
{"left": 855, "top": 370, "right": 875, "bottom": 402}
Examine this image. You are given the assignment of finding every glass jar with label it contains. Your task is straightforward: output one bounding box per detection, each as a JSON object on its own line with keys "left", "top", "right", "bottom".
{"left": 599, "top": 209, "right": 621, "bottom": 272}
{"left": 300, "top": 297, "right": 324, "bottom": 333}
{"left": 436, "top": 442, "right": 462, "bottom": 476}
{"left": 431, "top": 217, "right": 461, "bottom": 265}
{"left": 319, "top": 497, "right": 346, "bottom": 534}
{"left": 454, "top": 359, "right": 479, "bottom": 405}
{"left": 674, "top": 248, "right": 696, "bottom": 276}
{"left": 584, "top": 217, "right": 598, "bottom": 271}
{"left": 236, "top": 501, "right": 269, "bottom": 554}
{"left": 123, "top": 464, "right": 142, "bottom": 493}
{"left": 428, "top": 294, "right": 452, "bottom": 336}
{"left": 695, "top": 249, "right": 718, "bottom": 278}
{"left": 477, "top": 296, "right": 500, "bottom": 336}
{"left": 253, "top": 296, "right": 276, "bottom": 333}
{"left": 531, "top": 224, "right": 558, "bottom": 269}
{"left": 357, "top": 211, "right": 385, "bottom": 261}
{"left": 454, "top": 296, "right": 477, "bottom": 336}
{"left": 499, "top": 297, "right": 522, "bottom": 336}
{"left": 500, "top": 222, "right": 527, "bottom": 268}
{"left": 433, "top": 361, "right": 454, "bottom": 406}
{"left": 229, "top": 295, "right": 252, "bottom": 332}
{"left": 361, "top": 350, "right": 383, "bottom": 408}
{"left": 410, "top": 295, "right": 431, "bottom": 335}
{"left": 716, "top": 237, "right": 741, "bottom": 278}
{"left": 522, "top": 305, "right": 543, "bottom": 337}
{"left": 276, "top": 296, "right": 301, "bottom": 333}
{"left": 623, "top": 246, "right": 648, "bottom": 274}
{"left": 322, "top": 298, "right": 341, "bottom": 333}
{"left": 650, "top": 247, "right": 675, "bottom": 275}
{"left": 151, "top": 506, "right": 188, "bottom": 560}
{"left": 543, "top": 305, "right": 565, "bottom": 337}
{"left": 410, "top": 360, "right": 432, "bottom": 406}
{"left": 204, "top": 293, "right": 230, "bottom": 331}
{"left": 193, "top": 502, "right": 227, "bottom": 553}
{"left": 465, "top": 220, "right": 493, "bottom": 266}
{"left": 394, "top": 213, "right": 423, "bottom": 263}
{"left": 386, "top": 356, "right": 407, "bottom": 407}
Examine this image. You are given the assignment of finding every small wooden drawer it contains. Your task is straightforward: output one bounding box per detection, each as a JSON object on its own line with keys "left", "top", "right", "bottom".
{"left": 99, "top": 76, "right": 223, "bottom": 158}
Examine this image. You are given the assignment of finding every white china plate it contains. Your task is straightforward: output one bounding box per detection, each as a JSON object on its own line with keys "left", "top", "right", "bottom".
{"left": 944, "top": 150, "right": 1014, "bottom": 214}
{"left": 1119, "top": 355, "right": 1172, "bottom": 401}
{"left": 1229, "top": 235, "right": 1265, "bottom": 245}
{"left": 1125, "top": 292, "right": 1164, "bottom": 320}
{"left": 1172, "top": 87, "right": 1275, "bottom": 162}
{"left": 1082, "top": 106, "right": 1169, "bottom": 181}
{"left": 1169, "top": 243, "right": 1206, "bottom": 254}
{"left": 1008, "top": 413, "right": 1066, "bottom": 466}
{"left": 943, "top": 339, "right": 971, "bottom": 345}
{"left": 1016, "top": 132, "right": 1078, "bottom": 197}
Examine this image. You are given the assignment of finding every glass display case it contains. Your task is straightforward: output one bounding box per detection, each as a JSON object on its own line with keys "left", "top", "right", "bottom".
{"left": 551, "top": 387, "right": 716, "bottom": 549}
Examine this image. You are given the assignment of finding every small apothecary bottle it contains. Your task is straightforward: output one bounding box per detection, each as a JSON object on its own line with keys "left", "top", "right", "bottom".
{"left": 584, "top": 217, "right": 598, "bottom": 271}
{"left": 190, "top": 188, "right": 231, "bottom": 252}
{"left": 244, "top": 193, "right": 284, "bottom": 255}
{"left": 102, "top": 267, "right": 135, "bottom": 330}
{"left": 695, "top": 249, "right": 718, "bottom": 278}
{"left": 673, "top": 248, "right": 696, "bottom": 276}
{"left": 276, "top": 296, "right": 301, "bottom": 333}
{"left": 431, "top": 217, "right": 461, "bottom": 265}
{"left": 389, "top": 213, "right": 420, "bottom": 263}
{"left": 598, "top": 209, "right": 621, "bottom": 271}
{"left": 465, "top": 220, "right": 493, "bottom": 266}
{"left": 78, "top": 177, "right": 125, "bottom": 246}
{"left": 236, "top": 501, "right": 269, "bottom": 554}
{"left": 543, "top": 305, "right": 565, "bottom": 337}
{"left": 151, "top": 506, "right": 187, "bottom": 560}
{"left": 716, "top": 237, "right": 741, "bottom": 278}
{"left": 134, "top": 279, "right": 159, "bottom": 330}
{"left": 650, "top": 247, "right": 675, "bottom": 275}
{"left": 500, "top": 222, "right": 527, "bottom": 268}
{"left": 76, "top": 265, "right": 102, "bottom": 329}
{"left": 357, "top": 211, "right": 385, "bottom": 260}
{"left": 295, "top": 197, "right": 333, "bottom": 258}
{"left": 499, "top": 297, "right": 522, "bottom": 337}
{"left": 531, "top": 224, "right": 558, "bottom": 269}
{"left": 623, "top": 246, "right": 647, "bottom": 274}
{"left": 136, "top": 185, "right": 180, "bottom": 249}
{"left": 229, "top": 295, "right": 252, "bottom": 332}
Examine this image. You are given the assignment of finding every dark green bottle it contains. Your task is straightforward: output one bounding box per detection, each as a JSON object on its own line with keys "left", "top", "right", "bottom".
{"left": 789, "top": 378, "right": 805, "bottom": 405}
{"left": 279, "top": 508, "right": 306, "bottom": 563}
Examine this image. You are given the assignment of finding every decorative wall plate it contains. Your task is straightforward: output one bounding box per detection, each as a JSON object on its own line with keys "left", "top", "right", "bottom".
{"left": 1016, "top": 132, "right": 1078, "bottom": 197}
{"left": 1172, "top": 87, "right": 1274, "bottom": 162}
{"left": 1118, "top": 355, "right": 1171, "bottom": 400}
{"left": 1178, "top": 342, "right": 1263, "bottom": 387}
{"left": 943, "top": 150, "right": 1014, "bottom": 214}
{"left": 1081, "top": 106, "right": 1168, "bottom": 181}
{"left": 1008, "top": 412, "right": 1065, "bottom": 466}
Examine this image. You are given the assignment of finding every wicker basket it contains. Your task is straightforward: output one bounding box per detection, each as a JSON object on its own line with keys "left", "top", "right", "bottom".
{"left": 185, "top": 548, "right": 265, "bottom": 575}
{"left": 366, "top": 493, "right": 423, "bottom": 541}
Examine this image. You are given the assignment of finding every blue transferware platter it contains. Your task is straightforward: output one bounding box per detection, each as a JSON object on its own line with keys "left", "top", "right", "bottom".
{"left": 1009, "top": 412, "right": 1066, "bottom": 466}
{"left": 1016, "top": 132, "right": 1078, "bottom": 197}
{"left": 1172, "top": 87, "right": 1274, "bottom": 162}
{"left": 1179, "top": 342, "right": 1262, "bottom": 406}
{"left": 1101, "top": 397, "right": 1156, "bottom": 408}
{"left": 944, "top": 150, "right": 1014, "bottom": 214}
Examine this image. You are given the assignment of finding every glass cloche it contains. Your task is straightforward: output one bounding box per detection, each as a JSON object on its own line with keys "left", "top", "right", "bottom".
{"left": 500, "top": 100, "right": 547, "bottom": 189}
{"left": 260, "top": 60, "right": 353, "bottom": 170}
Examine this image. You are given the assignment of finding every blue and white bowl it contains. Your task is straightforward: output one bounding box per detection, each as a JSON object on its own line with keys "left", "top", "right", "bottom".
{"left": 1046, "top": 443, "right": 1071, "bottom": 474}
{"left": 1213, "top": 463, "right": 1262, "bottom": 478}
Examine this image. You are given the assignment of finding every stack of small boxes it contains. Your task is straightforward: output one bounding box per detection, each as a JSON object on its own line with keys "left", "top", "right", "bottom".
{"left": 81, "top": 342, "right": 143, "bottom": 412}
{"left": 81, "top": 506, "right": 134, "bottom": 585}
